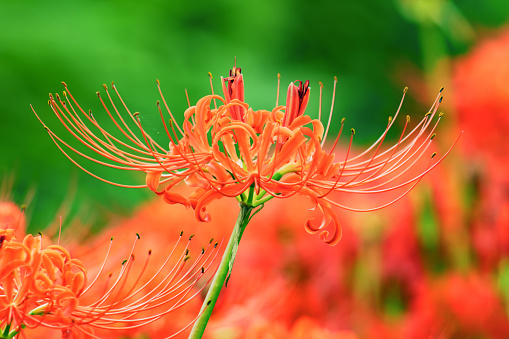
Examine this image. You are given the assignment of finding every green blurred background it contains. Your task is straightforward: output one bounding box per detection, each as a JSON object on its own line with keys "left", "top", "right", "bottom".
{"left": 1, "top": 0, "right": 508, "bottom": 232}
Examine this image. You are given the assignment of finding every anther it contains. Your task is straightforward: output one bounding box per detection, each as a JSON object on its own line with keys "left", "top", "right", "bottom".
{"left": 440, "top": 86, "right": 444, "bottom": 92}
{"left": 425, "top": 112, "right": 432, "bottom": 117}
{"left": 180, "top": 231, "right": 183, "bottom": 237}
{"left": 319, "top": 81, "right": 323, "bottom": 88}
{"left": 185, "top": 249, "right": 189, "bottom": 256}
{"left": 38, "top": 232, "right": 42, "bottom": 238}
{"left": 214, "top": 242, "right": 218, "bottom": 248}
{"left": 431, "top": 152, "right": 437, "bottom": 158}
{"left": 209, "top": 238, "right": 214, "bottom": 244}
{"left": 351, "top": 128, "right": 356, "bottom": 135}
{"left": 103, "top": 84, "right": 108, "bottom": 90}
{"left": 201, "top": 267, "right": 205, "bottom": 274}
{"left": 55, "top": 93, "right": 60, "bottom": 100}
{"left": 61, "top": 81, "right": 68, "bottom": 87}
{"left": 156, "top": 79, "right": 160, "bottom": 85}
{"left": 439, "top": 112, "right": 444, "bottom": 117}
{"left": 207, "top": 300, "right": 212, "bottom": 305}
{"left": 388, "top": 116, "right": 393, "bottom": 123}
{"left": 110, "top": 237, "right": 114, "bottom": 241}
{"left": 277, "top": 73, "right": 281, "bottom": 79}
{"left": 201, "top": 247, "right": 205, "bottom": 254}
{"left": 96, "top": 91, "right": 101, "bottom": 97}
{"left": 136, "top": 233, "right": 140, "bottom": 239}
{"left": 133, "top": 112, "right": 140, "bottom": 117}
{"left": 122, "top": 259, "right": 127, "bottom": 265}
{"left": 406, "top": 115, "right": 410, "bottom": 122}
{"left": 341, "top": 117, "right": 346, "bottom": 124}
{"left": 148, "top": 249, "right": 152, "bottom": 255}
{"left": 430, "top": 134, "right": 436, "bottom": 140}
{"left": 439, "top": 97, "right": 443, "bottom": 103}
{"left": 111, "top": 81, "right": 115, "bottom": 87}
{"left": 403, "top": 86, "right": 408, "bottom": 94}
{"left": 189, "top": 234, "right": 195, "bottom": 240}
{"left": 208, "top": 72, "right": 213, "bottom": 79}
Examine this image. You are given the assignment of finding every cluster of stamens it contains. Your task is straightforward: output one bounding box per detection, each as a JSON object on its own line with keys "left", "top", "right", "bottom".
{"left": 32, "top": 64, "right": 459, "bottom": 246}
{"left": 0, "top": 226, "right": 221, "bottom": 337}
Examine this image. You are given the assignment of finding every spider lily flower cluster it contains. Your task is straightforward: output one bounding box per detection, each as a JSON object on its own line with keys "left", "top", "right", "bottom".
{"left": 33, "top": 65, "right": 454, "bottom": 246}
{"left": 0, "top": 227, "right": 219, "bottom": 338}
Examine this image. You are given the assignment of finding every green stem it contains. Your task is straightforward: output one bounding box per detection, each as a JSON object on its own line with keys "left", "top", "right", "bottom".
{"left": 188, "top": 203, "right": 255, "bottom": 339}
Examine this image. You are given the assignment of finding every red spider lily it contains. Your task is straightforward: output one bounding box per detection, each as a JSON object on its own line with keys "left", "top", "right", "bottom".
{"left": 0, "top": 226, "right": 221, "bottom": 338}
{"left": 33, "top": 64, "right": 457, "bottom": 246}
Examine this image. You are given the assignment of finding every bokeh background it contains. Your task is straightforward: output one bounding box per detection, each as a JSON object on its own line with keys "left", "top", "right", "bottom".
{"left": 2, "top": 0, "right": 509, "bottom": 338}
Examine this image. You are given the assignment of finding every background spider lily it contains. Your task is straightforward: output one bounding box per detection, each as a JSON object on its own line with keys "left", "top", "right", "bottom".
{"left": 33, "top": 66, "right": 456, "bottom": 247}
{"left": 0, "top": 201, "right": 220, "bottom": 338}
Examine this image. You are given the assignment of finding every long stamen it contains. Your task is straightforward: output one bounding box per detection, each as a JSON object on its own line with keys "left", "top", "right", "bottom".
{"left": 81, "top": 238, "right": 115, "bottom": 295}
{"left": 156, "top": 79, "right": 185, "bottom": 137}
{"left": 328, "top": 117, "right": 345, "bottom": 156}
{"left": 44, "top": 129, "right": 147, "bottom": 188}
{"left": 102, "top": 83, "right": 156, "bottom": 151}
{"left": 208, "top": 72, "right": 217, "bottom": 109}
{"left": 318, "top": 81, "right": 323, "bottom": 121}
{"left": 276, "top": 73, "right": 281, "bottom": 107}
{"left": 321, "top": 76, "right": 337, "bottom": 147}
{"left": 317, "top": 128, "right": 354, "bottom": 198}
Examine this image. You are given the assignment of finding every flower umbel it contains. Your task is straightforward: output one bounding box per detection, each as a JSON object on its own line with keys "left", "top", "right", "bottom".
{"left": 0, "top": 226, "right": 220, "bottom": 338}
{"left": 33, "top": 64, "right": 455, "bottom": 246}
